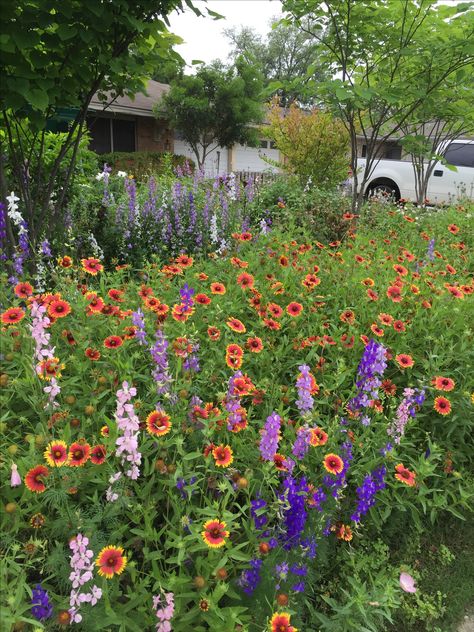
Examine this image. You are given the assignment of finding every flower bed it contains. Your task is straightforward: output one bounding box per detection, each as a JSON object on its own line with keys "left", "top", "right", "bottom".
{"left": 1, "top": 205, "right": 473, "bottom": 631}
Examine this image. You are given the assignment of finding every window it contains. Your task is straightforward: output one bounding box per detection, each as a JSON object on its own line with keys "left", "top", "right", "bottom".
{"left": 87, "top": 117, "right": 136, "bottom": 153}
{"left": 113, "top": 119, "right": 135, "bottom": 152}
{"left": 269, "top": 141, "right": 277, "bottom": 149}
{"left": 444, "top": 143, "right": 474, "bottom": 168}
{"left": 361, "top": 144, "right": 367, "bottom": 158}
{"left": 87, "top": 117, "right": 111, "bottom": 154}
{"left": 259, "top": 139, "right": 268, "bottom": 148}
{"left": 383, "top": 143, "right": 402, "bottom": 160}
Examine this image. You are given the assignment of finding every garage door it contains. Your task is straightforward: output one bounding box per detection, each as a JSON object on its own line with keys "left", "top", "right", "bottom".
{"left": 173, "top": 140, "right": 228, "bottom": 177}
{"left": 233, "top": 142, "right": 280, "bottom": 173}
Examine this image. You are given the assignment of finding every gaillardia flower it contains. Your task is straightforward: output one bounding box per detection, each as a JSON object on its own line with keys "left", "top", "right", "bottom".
{"left": 226, "top": 317, "right": 246, "bottom": 333}
{"left": 25, "top": 465, "right": 49, "bottom": 493}
{"left": 323, "top": 453, "right": 344, "bottom": 475}
{"left": 270, "top": 612, "right": 298, "bottom": 632}
{"left": 310, "top": 427, "right": 328, "bottom": 447}
{"left": 201, "top": 519, "right": 229, "bottom": 549}
{"left": 44, "top": 440, "right": 68, "bottom": 467}
{"left": 286, "top": 302, "right": 303, "bottom": 317}
{"left": 14, "top": 282, "right": 34, "bottom": 298}
{"left": 431, "top": 376, "right": 455, "bottom": 392}
{"left": 68, "top": 441, "right": 91, "bottom": 467}
{"left": 146, "top": 410, "right": 172, "bottom": 436}
{"left": 212, "top": 445, "right": 234, "bottom": 468}
{"left": 95, "top": 545, "right": 127, "bottom": 578}
{"left": 81, "top": 257, "right": 103, "bottom": 275}
{"left": 1, "top": 307, "right": 25, "bottom": 325}
{"left": 104, "top": 335, "right": 123, "bottom": 349}
{"left": 394, "top": 463, "right": 416, "bottom": 487}
{"left": 47, "top": 299, "right": 71, "bottom": 319}
{"left": 90, "top": 445, "right": 107, "bottom": 465}
{"left": 395, "top": 354, "right": 414, "bottom": 369}
{"left": 434, "top": 396, "right": 451, "bottom": 415}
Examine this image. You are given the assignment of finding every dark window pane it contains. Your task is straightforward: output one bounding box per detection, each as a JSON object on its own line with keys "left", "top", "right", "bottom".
{"left": 383, "top": 144, "right": 402, "bottom": 160}
{"left": 259, "top": 139, "right": 268, "bottom": 148}
{"left": 113, "top": 119, "right": 135, "bottom": 152}
{"left": 361, "top": 144, "right": 367, "bottom": 157}
{"left": 444, "top": 143, "right": 474, "bottom": 168}
{"left": 87, "top": 117, "right": 111, "bottom": 154}
{"left": 269, "top": 141, "right": 277, "bottom": 149}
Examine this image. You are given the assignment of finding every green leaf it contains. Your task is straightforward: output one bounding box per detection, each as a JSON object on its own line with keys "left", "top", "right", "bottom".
{"left": 56, "top": 23, "right": 77, "bottom": 40}
{"left": 28, "top": 89, "right": 49, "bottom": 111}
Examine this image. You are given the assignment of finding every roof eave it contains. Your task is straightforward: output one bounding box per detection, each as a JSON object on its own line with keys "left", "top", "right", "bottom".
{"left": 88, "top": 102, "right": 156, "bottom": 118}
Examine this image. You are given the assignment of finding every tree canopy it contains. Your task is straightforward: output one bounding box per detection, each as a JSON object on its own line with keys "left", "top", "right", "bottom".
{"left": 224, "top": 19, "right": 327, "bottom": 106}
{"left": 157, "top": 59, "right": 264, "bottom": 169}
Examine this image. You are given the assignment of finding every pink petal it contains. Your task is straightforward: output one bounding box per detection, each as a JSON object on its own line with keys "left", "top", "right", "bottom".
{"left": 399, "top": 572, "right": 417, "bottom": 593}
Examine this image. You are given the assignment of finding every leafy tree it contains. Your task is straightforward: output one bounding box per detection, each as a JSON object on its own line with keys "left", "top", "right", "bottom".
{"left": 281, "top": 0, "right": 474, "bottom": 208}
{"left": 152, "top": 51, "right": 187, "bottom": 84}
{"left": 398, "top": 75, "right": 474, "bottom": 205}
{"left": 264, "top": 97, "right": 349, "bottom": 188}
{"left": 224, "top": 19, "right": 327, "bottom": 106}
{"left": 0, "top": 0, "right": 209, "bottom": 250}
{"left": 157, "top": 59, "right": 264, "bottom": 170}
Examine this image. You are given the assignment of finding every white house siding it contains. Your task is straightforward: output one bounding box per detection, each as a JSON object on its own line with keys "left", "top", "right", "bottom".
{"left": 173, "top": 140, "right": 228, "bottom": 177}
{"left": 233, "top": 144, "right": 280, "bottom": 173}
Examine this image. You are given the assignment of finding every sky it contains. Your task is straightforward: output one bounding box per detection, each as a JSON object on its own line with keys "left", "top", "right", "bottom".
{"left": 167, "top": 0, "right": 283, "bottom": 68}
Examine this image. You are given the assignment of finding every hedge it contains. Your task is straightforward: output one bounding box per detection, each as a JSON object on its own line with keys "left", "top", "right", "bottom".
{"left": 97, "top": 151, "right": 194, "bottom": 181}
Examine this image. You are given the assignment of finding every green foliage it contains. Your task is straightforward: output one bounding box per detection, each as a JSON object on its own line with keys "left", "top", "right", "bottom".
{"left": 250, "top": 176, "right": 353, "bottom": 242}
{"left": 1, "top": 173, "right": 474, "bottom": 630}
{"left": 223, "top": 19, "right": 327, "bottom": 106}
{"left": 264, "top": 99, "right": 349, "bottom": 188}
{"left": 158, "top": 59, "right": 265, "bottom": 168}
{"left": 98, "top": 151, "right": 194, "bottom": 182}
{"left": 0, "top": 0, "right": 203, "bottom": 248}
{"left": 0, "top": 0, "right": 192, "bottom": 126}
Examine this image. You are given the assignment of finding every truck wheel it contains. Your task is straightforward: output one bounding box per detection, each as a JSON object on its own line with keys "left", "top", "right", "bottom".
{"left": 366, "top": 181, "right": 400, "bottom": 201}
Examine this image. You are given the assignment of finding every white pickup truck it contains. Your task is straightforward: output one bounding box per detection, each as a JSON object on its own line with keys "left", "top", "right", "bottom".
{"left": 358, "top": 139, "right": 474, "bottom": 203}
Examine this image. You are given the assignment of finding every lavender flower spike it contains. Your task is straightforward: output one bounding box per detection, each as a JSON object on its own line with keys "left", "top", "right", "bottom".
{"left": 296, "top": 364, "right": 314, "bottom": 414}
{"left": 259, "top": 411, "right": 281, "bottom": 461}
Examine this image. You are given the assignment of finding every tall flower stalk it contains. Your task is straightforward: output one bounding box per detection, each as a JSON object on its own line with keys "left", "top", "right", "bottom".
{"left": 68, "top": 534, "right": 102, "bottom": 624}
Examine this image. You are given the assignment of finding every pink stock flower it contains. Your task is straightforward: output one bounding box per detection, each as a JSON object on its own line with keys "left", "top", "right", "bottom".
{"left": 68, "top": 534, "right": 102, "bottom": 623}
{"left": 399, "top": 572, "right": 417, "bottom": 593}
{"left": 153, "top": 592, "right": 175, "bottom": 631}
{"left": 10, "top": 463, "right": 21, "bottom": 487}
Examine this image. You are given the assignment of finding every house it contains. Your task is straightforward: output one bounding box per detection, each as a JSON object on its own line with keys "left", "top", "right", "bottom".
{"left": 87, "top": 80, "right": 283, "bottom": 176}
{"left": 87, "top": 81, "right": 173, "bottom": 154}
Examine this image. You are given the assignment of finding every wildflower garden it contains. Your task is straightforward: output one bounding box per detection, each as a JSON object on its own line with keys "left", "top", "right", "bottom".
{"left": 1, "top": 167, "right": 473, "bottom": 632}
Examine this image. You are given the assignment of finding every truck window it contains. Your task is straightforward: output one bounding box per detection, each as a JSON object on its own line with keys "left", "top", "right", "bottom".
{"left": 444, "top": 143, "right": 474, "bottom": 168}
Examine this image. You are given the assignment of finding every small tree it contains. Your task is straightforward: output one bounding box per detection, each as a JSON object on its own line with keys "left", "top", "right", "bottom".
{"left": 157, "top": 59, "right": 264, "bottom": 170}
{"left": 282, "top": 0, "right": 474, "bottom": 209}
{"left": 265, "top": 98, "right": 349, "bottom": 188}
{"left": 398, "top": 76, "right": 474, "bottom": 205}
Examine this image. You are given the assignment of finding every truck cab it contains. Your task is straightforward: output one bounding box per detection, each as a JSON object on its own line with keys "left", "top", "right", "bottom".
{"left": 360, "top": 139, "right": 474, "bottom": 203}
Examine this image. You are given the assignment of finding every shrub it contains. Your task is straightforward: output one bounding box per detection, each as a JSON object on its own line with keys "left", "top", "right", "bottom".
{"left": 3, "top": 128, "right": 98, "bottom": 245}
{"left": 250, "top": 176, "right": 353, "bottom": 242}
{"left": 97, "top": 151, "right": 194, "bottom": 181}
{"left": 264, "top": 97, "right": 350, "bottom": 189}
